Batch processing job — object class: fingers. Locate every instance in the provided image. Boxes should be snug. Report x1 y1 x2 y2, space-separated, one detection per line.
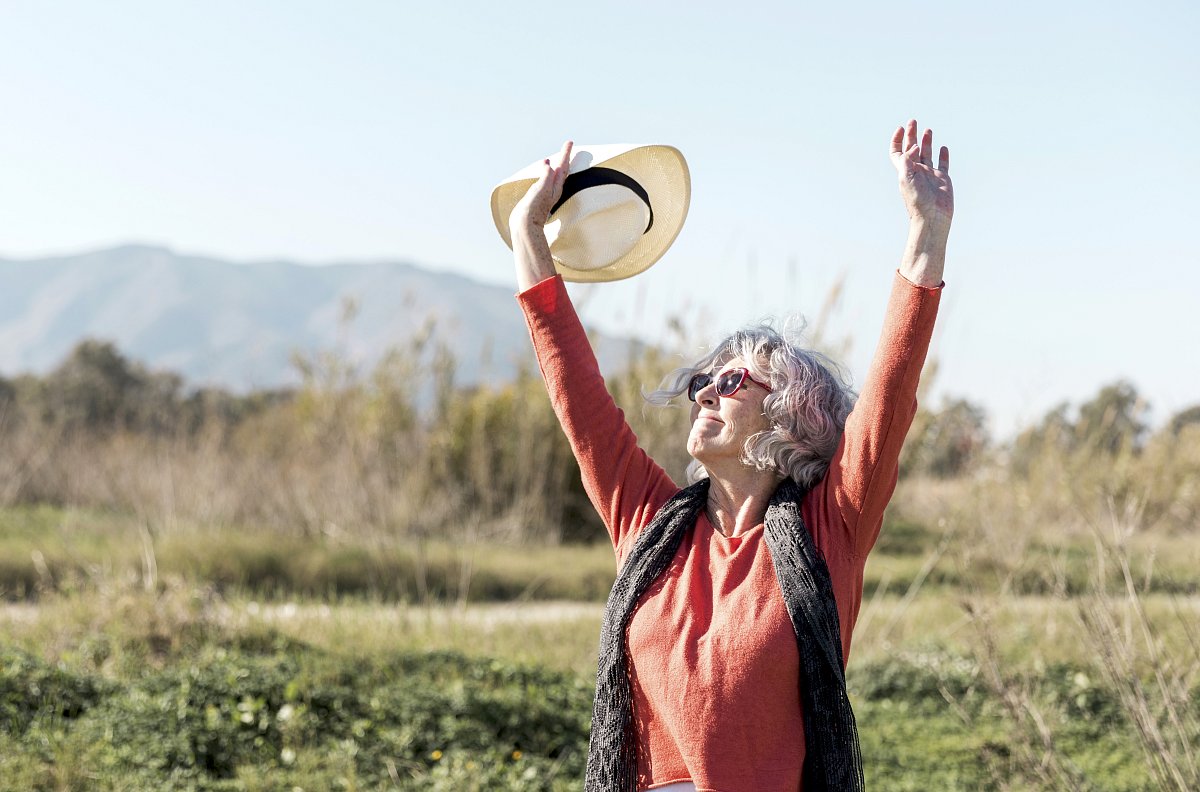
895 120 947 173
904 119 918 155
534 140 574 189
555 140 573 185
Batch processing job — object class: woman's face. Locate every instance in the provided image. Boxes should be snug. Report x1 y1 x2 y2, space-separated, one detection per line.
686 357 773 467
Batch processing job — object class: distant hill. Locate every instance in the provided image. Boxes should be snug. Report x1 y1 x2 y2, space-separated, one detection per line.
0 245 641 391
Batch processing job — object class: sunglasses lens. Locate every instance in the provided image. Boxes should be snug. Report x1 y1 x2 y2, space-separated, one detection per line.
716 369 746 397
687 373 712 401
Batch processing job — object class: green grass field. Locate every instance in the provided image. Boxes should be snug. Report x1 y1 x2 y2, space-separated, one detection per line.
2 588 1190 791
2 498 1197 791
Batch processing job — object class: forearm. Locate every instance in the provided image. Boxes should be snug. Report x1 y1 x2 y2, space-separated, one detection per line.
835 272 942 554
898 219 949 287
512 218 558 292
518 277 677 551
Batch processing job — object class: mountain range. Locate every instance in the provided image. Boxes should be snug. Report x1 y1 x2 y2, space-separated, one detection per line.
0 245 640 391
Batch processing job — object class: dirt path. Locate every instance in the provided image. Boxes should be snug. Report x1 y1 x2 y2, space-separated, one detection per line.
228 599 604 628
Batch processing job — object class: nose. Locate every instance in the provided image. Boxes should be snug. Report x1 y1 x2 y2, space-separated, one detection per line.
696 381 719 408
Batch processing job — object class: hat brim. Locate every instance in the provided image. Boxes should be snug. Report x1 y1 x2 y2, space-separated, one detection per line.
490 144 690 283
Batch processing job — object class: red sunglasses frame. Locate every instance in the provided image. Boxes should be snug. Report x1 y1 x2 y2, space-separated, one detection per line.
686 367 773 402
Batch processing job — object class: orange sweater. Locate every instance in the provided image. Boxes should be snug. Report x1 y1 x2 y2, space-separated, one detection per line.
518 272 941 792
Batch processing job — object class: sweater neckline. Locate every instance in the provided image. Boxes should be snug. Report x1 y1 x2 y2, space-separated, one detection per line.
699 511 764 545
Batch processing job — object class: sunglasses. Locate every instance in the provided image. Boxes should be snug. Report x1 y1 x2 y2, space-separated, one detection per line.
686 367 773 402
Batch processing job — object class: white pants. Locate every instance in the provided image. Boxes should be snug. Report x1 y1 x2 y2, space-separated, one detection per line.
651 784 698 792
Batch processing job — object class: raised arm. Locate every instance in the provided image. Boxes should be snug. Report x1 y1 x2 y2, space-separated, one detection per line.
509 141 678 556
833 120 953 556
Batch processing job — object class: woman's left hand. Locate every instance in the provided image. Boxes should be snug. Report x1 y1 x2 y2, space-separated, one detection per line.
890 120 953 233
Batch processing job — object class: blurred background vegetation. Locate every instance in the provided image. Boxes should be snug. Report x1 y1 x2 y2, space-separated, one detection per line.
1 329 1198 790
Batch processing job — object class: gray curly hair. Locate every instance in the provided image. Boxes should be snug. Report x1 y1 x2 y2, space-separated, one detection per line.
647 321 857 489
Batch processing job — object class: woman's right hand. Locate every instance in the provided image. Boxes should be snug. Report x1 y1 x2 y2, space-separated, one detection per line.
509 140 573 233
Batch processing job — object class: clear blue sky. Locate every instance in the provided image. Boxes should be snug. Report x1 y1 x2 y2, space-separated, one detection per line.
2 0 1197 436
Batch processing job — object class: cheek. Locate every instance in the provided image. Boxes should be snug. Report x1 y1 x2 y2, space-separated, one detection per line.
734 404 771 438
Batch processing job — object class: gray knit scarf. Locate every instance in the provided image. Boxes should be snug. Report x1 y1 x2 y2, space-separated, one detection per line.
585 477 864 791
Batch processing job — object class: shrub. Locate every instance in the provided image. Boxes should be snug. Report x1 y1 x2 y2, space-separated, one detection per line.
0 647 109 734
50 645 591 790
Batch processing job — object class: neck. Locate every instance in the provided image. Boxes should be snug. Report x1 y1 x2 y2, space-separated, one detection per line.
704 463 784 537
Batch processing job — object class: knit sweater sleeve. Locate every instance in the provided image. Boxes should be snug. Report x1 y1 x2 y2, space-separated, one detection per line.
517 275 679 558
829 271 942 558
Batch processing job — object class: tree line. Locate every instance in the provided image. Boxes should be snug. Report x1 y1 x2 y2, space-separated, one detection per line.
1 338 1196 541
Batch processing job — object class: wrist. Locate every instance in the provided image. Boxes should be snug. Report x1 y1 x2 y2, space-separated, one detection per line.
509 210 547 237
901 221 948 288
511 215 557 292
906 218 950 252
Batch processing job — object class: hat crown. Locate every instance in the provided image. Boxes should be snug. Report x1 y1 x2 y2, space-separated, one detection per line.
490 144 691 283
547 184 651 272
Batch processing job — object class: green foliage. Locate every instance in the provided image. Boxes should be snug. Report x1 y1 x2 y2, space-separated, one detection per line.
1166 403 1200 437
851 651 1159 791
870 516 938 557
6 558 1195 792
0 514 619 604
35 340 194 435
0 647 109 734
601 344 693 484
901 397 989 478
1012 380 1149 471
0 329 610 540
1076 380 1150 455
0 638 591 791
994 384 1200 534
1010 400 1075 473
851 650 981 706
431 372 602 542
2 621 1178 791
0 375 15 410
0 317 693 544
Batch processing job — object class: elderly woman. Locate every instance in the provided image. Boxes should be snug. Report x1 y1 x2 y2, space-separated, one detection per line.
508 120 952 792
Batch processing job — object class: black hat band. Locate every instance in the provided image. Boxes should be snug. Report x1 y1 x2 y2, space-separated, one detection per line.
549 167 655 233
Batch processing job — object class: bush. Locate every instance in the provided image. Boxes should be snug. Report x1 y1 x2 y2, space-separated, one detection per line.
0 647 109 734
7 642 592 790
901 397 989 478
851 649 981 708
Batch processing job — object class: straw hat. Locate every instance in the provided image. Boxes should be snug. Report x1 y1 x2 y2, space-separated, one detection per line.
490 144 690 283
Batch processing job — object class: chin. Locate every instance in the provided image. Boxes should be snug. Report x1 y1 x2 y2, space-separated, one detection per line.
688 443 719 467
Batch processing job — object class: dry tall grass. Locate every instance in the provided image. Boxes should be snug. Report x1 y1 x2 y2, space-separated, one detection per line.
880 422 1200 790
